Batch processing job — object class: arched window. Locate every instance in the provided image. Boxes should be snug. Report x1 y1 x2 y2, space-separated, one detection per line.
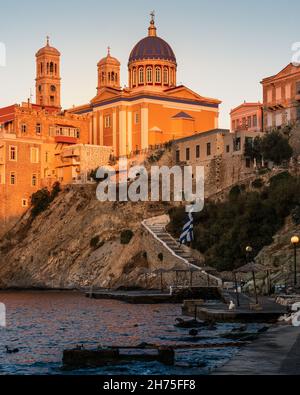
50 85 56 92
163 67 168 84
111 72 115 82
139 67 144 84
115 73 118 83
40 63 43 75
102 72 105 82
155 67 161 83
55 64 57 74
133 68 137 85
46 63 49 74
170 68 174 85
50 62 54 73
146 67 153 83
108 72 111 82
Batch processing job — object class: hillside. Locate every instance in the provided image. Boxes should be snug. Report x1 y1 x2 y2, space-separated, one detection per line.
0 184 169 289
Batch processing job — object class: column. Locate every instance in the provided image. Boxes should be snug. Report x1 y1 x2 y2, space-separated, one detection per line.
119 106 127 157
141 103 149 150
89 115 93 144
127 110 132 154
99 111 104 146
113 109 117 154
93 112 98 145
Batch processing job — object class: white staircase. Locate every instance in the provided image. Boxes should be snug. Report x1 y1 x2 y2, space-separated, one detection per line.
142 215 222 287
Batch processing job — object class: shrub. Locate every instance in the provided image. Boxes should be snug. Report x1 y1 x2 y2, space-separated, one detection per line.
261 131 293 165
168 173 300 272
292 206 300 225
252 178 264 189
90 235 102 249
31 188 51 217
120 229 134 245
229 185 241 200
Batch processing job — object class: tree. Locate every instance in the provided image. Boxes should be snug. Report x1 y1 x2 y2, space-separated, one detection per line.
261 131 293 165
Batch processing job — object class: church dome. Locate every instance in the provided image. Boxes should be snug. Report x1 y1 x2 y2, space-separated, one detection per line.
128 15 176 65
129 36 176 64
36 37 60 57
98 49 120 66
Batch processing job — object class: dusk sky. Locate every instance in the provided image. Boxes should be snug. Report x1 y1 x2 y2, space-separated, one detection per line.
0 0 300 127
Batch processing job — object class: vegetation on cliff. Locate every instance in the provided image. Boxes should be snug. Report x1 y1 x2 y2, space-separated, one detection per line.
244 130 293 165
168 172 300 271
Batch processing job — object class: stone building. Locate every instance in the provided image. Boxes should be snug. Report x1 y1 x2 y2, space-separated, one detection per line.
261 63 300 130
0 39 111 236
230 102 263 133
68 14 221 157
172 129 262 196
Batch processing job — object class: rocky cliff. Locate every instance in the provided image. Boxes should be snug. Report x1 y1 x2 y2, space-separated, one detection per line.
0 184 171 290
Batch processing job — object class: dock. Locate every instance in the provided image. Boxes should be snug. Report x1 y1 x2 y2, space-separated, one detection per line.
213 325 300 375
86 287 220 304
183 292 287 323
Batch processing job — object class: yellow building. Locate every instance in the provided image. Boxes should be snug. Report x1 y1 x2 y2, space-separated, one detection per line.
68 15 221 157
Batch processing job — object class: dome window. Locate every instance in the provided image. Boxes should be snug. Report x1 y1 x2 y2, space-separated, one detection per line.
155 67 161 83
139 67 144 84
163 67 169 84
147 67 153 83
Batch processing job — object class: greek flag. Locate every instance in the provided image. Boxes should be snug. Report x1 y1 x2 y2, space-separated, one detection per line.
179 212 194 245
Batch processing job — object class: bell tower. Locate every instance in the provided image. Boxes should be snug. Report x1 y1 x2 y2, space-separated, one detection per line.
35 36 61 108
97 47 121 94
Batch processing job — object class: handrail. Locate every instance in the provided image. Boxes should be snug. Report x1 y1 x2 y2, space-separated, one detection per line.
142 217 222 287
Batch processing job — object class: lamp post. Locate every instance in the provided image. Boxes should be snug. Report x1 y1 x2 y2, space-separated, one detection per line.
246 246 258 305
291 236 300 287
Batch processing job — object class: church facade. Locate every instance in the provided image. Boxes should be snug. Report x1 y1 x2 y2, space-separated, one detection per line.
68 15 221 156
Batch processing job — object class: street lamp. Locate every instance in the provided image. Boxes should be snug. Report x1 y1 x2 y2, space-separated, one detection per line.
291 236 300 287
245 246 258 305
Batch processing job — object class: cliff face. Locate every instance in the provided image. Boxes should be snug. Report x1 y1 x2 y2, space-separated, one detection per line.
0 184 168 289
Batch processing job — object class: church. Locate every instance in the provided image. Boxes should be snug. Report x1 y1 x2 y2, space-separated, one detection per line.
68 14 221 156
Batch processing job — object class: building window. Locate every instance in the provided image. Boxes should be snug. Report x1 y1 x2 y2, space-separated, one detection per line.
104 115 111 128
22 199 28 208
163 67 168 84
247 116 252 128
30 147 39 163
232 120 236 130
155 67 161 83
207 143 211 156
253 115 258 127
134 112 140 124
50 85 56 92
139 67 144 84
234 137 241 151
242 117 246 128
21 124 27 134
9 146 17 161
133 68 137 85
175 150 180 163
285 83 291 99
36 123 42 135
186 148 190 161
196 145 200 159
50 96 55 103
267 89 273 103
76 128 80 138
32 174 38 187
146 67 152 83
10 172 16 185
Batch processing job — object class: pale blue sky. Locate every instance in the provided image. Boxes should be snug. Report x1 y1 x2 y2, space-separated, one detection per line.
0 0 299 127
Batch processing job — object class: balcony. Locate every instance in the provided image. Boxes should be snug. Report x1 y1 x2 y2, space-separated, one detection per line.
55 136 77 144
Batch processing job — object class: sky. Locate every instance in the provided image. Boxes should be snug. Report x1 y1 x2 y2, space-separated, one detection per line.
0 0 300 128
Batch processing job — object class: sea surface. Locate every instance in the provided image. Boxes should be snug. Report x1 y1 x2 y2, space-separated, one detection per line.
0 291 260 375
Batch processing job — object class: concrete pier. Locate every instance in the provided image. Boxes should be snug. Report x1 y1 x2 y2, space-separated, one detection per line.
213 325 300 375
